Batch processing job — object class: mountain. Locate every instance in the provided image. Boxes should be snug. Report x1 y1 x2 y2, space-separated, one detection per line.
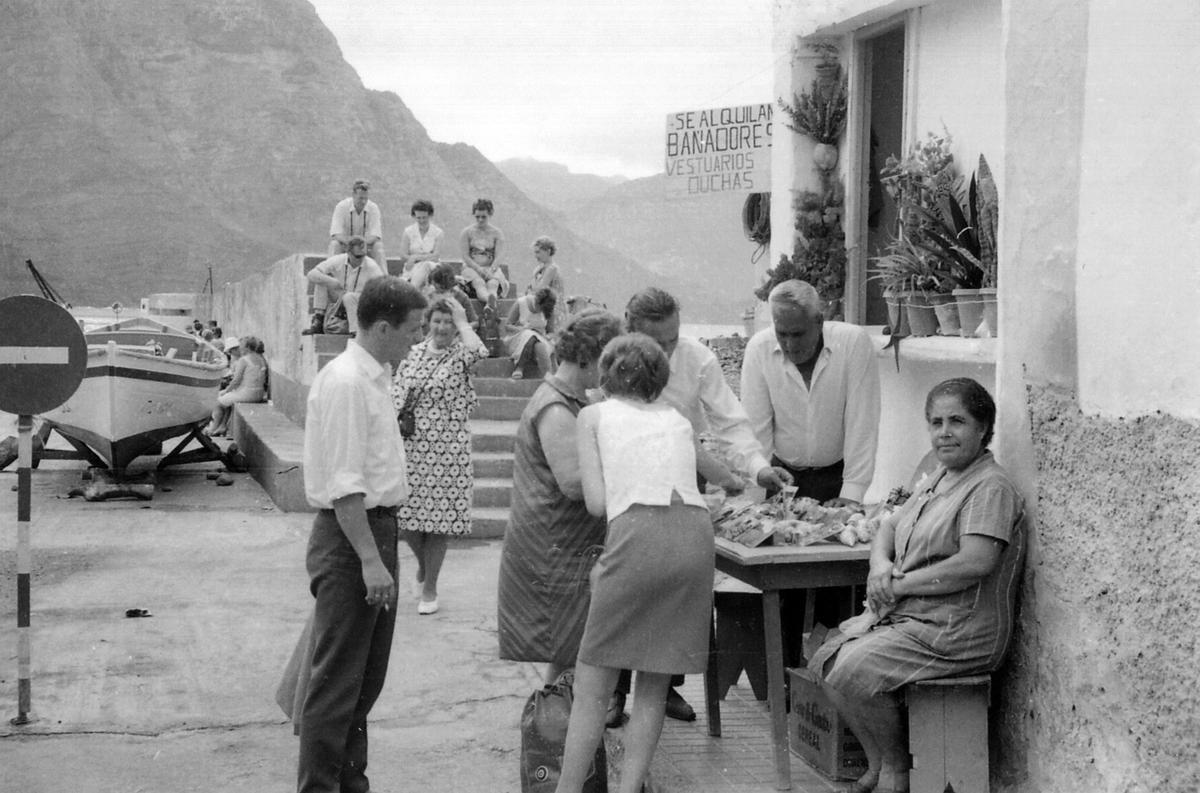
495 158 627 215
0 0 659 313
556 174 766 324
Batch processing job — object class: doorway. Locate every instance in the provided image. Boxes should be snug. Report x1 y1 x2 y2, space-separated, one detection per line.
857 26 906 326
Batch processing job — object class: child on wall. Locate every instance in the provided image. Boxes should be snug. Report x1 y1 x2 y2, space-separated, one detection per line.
527 235 567 331
554 333 744 793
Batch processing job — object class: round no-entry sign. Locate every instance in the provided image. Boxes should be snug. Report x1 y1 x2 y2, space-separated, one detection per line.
0 295 88 415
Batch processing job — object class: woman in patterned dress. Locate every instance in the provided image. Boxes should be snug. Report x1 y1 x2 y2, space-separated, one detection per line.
392 297 489 615
496 309 623 683
809 378 1026 793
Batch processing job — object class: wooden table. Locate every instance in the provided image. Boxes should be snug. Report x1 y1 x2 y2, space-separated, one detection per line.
704 537 871 790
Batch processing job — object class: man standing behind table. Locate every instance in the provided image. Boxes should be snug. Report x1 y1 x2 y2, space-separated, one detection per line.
304 236 386 336
740 279 881 628
329 178 386 268
618 287 794 723
297 276 426 793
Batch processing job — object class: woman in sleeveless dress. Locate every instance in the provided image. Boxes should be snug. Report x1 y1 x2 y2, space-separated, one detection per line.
555 333 744 793
458 197 509 311
496 310 623 683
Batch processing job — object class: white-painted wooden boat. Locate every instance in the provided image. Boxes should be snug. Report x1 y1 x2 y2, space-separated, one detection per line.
40 317 227 470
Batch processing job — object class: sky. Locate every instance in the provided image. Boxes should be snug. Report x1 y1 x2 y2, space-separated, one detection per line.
308 0 776 179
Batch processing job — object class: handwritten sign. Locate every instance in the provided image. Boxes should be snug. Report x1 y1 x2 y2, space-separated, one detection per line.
665 103 772 199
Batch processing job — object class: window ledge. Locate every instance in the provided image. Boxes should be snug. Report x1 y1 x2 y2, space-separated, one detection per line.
867 325 996 365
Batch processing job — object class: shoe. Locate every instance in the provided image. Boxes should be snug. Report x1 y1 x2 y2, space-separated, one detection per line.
417 598 439 615
510 369 524 380
605 691 627 728
300 314 325 335
664 687 696 722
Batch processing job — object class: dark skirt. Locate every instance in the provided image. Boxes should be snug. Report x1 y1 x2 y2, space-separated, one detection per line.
578 502 714 674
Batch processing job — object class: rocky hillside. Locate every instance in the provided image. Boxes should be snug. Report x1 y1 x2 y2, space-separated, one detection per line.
495 158 627 216
560 174 766 323
0 0 657 312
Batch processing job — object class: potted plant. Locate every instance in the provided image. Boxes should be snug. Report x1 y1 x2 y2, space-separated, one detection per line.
756 185 847 318
868 234 946 337
878 132 1001 336
779 73 848 171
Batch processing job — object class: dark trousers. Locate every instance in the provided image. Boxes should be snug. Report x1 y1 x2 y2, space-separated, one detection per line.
298 508 399 793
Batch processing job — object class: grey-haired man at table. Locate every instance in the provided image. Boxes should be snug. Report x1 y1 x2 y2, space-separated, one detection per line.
740 279 880 507
739 278 881 633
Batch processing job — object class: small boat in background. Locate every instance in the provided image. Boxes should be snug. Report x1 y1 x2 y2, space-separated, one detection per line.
40 317 227 471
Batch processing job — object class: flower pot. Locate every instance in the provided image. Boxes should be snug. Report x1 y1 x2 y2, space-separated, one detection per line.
979 288 998 336
952 288 987 338
903 291 939 337
883 291 910 336
928 292 960 336
812 143 839 171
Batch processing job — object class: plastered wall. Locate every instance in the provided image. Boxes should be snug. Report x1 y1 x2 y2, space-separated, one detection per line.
1010 385 1200 793
1074 0 1200 419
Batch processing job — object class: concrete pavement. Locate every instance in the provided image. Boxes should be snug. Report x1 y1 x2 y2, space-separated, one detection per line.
0 453 840 793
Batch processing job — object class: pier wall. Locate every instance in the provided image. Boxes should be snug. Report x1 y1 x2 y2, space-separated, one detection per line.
211 253 313 426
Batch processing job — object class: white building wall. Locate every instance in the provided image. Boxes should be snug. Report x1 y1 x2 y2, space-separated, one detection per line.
1075 0 1200 419
911 0 1005 190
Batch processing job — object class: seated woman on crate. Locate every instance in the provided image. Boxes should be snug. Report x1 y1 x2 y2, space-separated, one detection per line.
807 378 1026 793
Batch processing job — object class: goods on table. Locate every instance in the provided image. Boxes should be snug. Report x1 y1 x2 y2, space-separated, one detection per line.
711 491 890 548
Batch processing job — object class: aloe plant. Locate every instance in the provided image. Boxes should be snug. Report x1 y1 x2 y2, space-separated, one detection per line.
975 154 999 288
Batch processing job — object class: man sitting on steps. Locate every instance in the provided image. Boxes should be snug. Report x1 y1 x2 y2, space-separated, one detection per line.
302 236 385 336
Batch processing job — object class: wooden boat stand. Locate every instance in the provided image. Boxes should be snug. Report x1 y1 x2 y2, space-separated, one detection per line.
30 420 233 474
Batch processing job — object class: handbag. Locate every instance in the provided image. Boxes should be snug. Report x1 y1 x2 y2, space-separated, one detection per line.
397 347 455 439
520 670 607 793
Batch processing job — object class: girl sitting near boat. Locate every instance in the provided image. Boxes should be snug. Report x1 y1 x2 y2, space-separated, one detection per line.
204 336 268 436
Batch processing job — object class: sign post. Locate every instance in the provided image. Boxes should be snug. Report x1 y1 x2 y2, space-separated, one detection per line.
0 295 87 725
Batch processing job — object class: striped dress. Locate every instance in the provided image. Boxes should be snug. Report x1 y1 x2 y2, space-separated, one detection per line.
811 451 1026 702
497 376 607 667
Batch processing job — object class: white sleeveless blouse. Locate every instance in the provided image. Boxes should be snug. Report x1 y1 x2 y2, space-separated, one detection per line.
592 397 707 521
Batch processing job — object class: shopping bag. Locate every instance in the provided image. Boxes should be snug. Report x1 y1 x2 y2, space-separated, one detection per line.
520 670 607 793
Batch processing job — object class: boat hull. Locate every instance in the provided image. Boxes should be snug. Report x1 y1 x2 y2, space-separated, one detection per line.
41 334 226 470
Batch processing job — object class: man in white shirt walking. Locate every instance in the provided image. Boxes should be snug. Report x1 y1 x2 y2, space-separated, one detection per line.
296 276 426 793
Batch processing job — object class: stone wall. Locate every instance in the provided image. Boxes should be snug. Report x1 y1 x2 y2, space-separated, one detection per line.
998 385 1200 793
211 253 313 424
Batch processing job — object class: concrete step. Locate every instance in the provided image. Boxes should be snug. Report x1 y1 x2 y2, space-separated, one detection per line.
470 419 520 453
230 402 311 513
473 376 540 398
471 506 509 539
473 451 514 478
475 395 528 421
473 477 513 508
